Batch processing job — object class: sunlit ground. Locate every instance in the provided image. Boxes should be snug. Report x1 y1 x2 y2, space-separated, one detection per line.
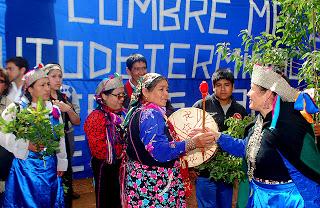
73 178 95 208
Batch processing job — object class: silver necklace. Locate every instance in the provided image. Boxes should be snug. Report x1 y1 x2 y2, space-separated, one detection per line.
246 114 264 181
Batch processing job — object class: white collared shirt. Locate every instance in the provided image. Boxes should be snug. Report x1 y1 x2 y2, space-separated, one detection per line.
129 79 136 90
7 82 23 102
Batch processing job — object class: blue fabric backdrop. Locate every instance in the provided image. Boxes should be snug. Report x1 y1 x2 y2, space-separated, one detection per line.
0 0 287 178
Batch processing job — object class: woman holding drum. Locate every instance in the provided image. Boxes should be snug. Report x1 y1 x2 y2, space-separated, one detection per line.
122 73 215 207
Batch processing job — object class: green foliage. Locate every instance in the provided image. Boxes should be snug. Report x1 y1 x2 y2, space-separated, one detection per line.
0 99 64 156
197 151 245 184
298 50 320 104
196 116 254 184
224 115 255 138
276 0 320 55
216 0 320 121
216 42 243 73
217 31 289 75
275 0 320 110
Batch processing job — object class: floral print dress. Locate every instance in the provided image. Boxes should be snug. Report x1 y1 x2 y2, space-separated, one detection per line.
125 103 187 208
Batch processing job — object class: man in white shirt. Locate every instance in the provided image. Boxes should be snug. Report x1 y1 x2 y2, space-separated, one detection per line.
5 57 29 102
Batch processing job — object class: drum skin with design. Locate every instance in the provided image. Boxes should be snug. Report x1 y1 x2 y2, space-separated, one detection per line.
168 107 218 167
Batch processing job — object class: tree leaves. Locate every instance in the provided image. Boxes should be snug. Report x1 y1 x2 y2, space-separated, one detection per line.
217 0 320 121
0 100 64 156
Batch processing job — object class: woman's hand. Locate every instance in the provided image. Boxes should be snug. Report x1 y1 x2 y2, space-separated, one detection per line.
189 127 221 143
191 131 218 148
189 128 204 138
28 143 44 152
185 129 220 152
57 171 64 177
52 99 81 125
52 100 72 113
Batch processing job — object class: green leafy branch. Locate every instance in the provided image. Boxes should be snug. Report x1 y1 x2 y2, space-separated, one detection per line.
224 115 255 138
0 99 64 156
216 30 289 75
216 0 320 122
276 0 320 115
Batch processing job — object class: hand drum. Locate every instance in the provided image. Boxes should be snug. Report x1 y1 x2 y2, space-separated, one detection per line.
168 107 218 167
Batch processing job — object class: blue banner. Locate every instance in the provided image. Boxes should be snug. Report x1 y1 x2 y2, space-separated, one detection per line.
0 0 285 178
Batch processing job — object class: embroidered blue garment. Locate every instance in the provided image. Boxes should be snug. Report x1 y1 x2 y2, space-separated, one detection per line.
139 105 185 162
